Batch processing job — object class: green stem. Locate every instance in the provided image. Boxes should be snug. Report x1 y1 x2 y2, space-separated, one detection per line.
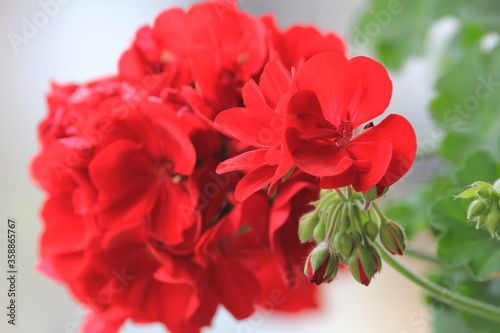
334 188 346 200
347 185 353 199
371 202 388 223
375 242 500 322
325 203 343 242
315 191 339 216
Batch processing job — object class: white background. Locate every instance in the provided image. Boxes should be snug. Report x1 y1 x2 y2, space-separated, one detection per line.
0 0 441 332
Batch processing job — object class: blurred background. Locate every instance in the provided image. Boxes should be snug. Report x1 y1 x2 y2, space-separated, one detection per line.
0 0 443 332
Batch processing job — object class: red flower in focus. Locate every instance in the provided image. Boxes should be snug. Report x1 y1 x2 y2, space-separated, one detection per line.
285 52 417 192
215 61 294 201
214 18 347 202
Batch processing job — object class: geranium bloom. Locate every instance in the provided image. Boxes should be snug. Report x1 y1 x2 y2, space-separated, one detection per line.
262 15 346 70
215 61 293 201
285 52 417 192
88 102 202 252
120 1 269 119
215 22 347 202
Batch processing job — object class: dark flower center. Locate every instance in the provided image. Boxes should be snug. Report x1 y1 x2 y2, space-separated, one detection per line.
156 160 182 183
333 121 353 147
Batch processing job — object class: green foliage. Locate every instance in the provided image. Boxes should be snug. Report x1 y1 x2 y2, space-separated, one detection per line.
384 174 455 238
356 0 500 331
431 197 500 280
427 273 500 333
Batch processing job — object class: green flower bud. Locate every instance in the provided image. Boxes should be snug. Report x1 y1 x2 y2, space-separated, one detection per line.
313 221 326 243
368 246 382 274
476 189 491 199
467 200 487 219
364 220 379 241
333 231 353 259
484 209 500 239
380 221 406 255
324 252 341 284
304 243 339 284
298 212 319 243
493 179 500 192
348 245 376 286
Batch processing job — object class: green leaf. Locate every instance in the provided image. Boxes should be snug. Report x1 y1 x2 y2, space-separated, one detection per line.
429 272 500 333
455 151 500 187
353 0 434 69
433 309 472 333
431 197 500 280
431 45 500 164
385 174 455 239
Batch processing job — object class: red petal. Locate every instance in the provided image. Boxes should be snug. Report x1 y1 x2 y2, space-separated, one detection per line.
234 165 276 202
348 56 392 128
347 140 393 191
89 140 157 227
294 52 353 126
355 114 416 187
294 53 392 128
319 167 356 189
216 149 268 173
203 261 261 320
149 180 200 247
215 80 282 148
153 7 191 54
40 196 95 255
258 60 292 110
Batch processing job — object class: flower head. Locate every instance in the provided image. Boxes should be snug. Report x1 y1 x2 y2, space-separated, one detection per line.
285 52 417 192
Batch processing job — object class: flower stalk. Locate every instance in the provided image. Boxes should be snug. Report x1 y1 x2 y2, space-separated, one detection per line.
375 242 500 323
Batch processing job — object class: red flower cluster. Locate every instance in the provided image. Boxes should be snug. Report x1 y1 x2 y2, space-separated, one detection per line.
215 45 416 200
31 2 358 332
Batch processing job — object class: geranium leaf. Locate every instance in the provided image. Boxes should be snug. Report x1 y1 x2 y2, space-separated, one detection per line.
431 197 500 280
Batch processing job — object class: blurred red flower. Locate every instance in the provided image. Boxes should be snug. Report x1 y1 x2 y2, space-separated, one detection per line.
32 2 331 332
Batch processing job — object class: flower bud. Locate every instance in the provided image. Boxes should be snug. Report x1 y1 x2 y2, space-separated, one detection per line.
313 221 326 243
324 252 340 284
348 245 376 286
484 209 500 239
333 231 353 259
380 221 406 255
467 200 487 219
364 220 379 241
493 179 500 192
476 189 491 199
298 212 319 243
304 242 339 285
368 246 382 274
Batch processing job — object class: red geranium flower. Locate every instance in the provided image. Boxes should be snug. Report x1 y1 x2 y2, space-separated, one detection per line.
214 20 348 202
194 192 271 319
285 52 417 192
215 60 295 201
120 1 269 119
264 172 320 311
262 15 346 70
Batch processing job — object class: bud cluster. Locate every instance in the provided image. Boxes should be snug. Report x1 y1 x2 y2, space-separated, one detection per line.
300 187 406 286
458 180 500 240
